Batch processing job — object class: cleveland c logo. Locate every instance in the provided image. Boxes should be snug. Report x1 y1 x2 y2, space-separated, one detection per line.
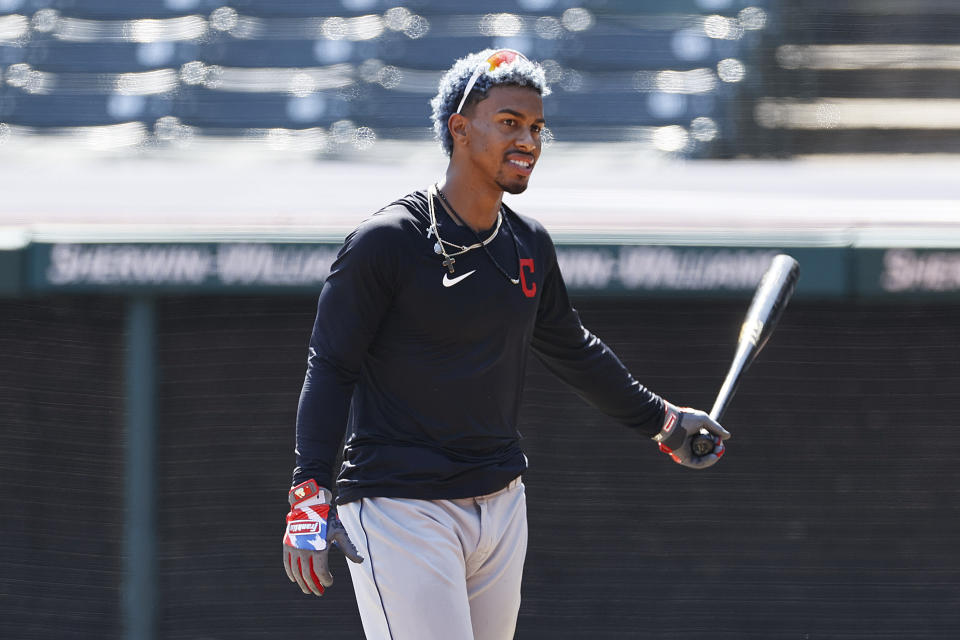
519 259 536 298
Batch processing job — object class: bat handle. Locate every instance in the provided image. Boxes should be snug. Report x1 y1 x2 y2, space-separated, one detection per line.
690 430 717 457
690 390 731 457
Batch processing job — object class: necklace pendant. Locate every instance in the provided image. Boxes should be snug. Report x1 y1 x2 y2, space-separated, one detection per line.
434 242 442 255
427 227 434 239
442 256 456 274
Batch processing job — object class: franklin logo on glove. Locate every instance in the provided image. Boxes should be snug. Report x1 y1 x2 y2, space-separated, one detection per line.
288 521 321 535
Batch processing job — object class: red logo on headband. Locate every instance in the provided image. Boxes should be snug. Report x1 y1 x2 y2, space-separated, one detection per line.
457 49 529 114
487 50 521 70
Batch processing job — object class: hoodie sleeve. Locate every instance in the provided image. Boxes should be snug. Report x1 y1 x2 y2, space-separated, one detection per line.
291 215 402 488
530 230 665 437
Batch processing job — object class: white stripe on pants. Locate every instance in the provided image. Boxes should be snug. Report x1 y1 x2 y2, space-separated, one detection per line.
338 478 527 640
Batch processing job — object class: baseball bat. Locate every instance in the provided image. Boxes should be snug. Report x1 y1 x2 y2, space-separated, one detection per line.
690 254 800 457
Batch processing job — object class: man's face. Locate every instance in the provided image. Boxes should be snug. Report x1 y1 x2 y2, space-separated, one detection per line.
457 85 545 195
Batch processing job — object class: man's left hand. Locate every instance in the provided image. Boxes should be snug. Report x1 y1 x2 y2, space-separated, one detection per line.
653 401 731 469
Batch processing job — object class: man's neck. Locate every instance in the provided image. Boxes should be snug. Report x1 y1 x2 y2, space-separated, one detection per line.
437 168 502 233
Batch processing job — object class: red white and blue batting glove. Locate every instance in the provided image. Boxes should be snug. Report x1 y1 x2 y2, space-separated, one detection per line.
282 480 363 596
653 401 731 469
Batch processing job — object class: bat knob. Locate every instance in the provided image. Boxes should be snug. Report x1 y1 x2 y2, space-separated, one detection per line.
690 430 716 457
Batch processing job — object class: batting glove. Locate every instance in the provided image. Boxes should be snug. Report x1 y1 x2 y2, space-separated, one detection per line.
282 480 363 596
653 401 731 469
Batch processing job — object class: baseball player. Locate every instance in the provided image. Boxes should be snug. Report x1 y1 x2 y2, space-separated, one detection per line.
282 49 731 640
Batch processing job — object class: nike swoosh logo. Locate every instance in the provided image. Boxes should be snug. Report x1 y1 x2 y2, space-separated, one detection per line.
442 270 477 288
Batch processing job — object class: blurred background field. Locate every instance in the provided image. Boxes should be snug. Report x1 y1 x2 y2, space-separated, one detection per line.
1 0 958 156
2 1 960 639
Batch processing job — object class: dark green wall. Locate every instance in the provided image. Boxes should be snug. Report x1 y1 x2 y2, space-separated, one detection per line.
2 295 959 639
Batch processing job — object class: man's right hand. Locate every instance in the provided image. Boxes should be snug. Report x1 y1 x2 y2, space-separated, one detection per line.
282 480 364 596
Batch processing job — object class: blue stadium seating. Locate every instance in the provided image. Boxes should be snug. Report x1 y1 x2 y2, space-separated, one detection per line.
581 0 768 16
403 0 565 17
221 0 564 19
1 43 26 67
49 0 217 20
378 34 501 70
174 85 352 129
224 0 387 18
555 21 742 72
0 80 10 122
3 89 173 126
354 85 431 129
200 37 377 68
546 89 718 127
0 11 29 66
26 37 199 72
1 0 767 155
1 0 55 13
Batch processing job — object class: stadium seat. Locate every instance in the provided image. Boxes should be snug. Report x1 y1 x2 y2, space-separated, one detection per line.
0 80 10 124
49 0 217 20
378 33 499 70
378 33 561 70
403 0 565 17
174 84 353 129
558 28 731 72
353 84 431 129
200 37 377 68
546 88 718 127
26 37 199 73
222 0 562 19
225 0 389 18
581 0 769 16
0 12 29 66
2 88 173 126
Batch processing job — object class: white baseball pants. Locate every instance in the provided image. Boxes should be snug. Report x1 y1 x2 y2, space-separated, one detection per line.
338 478 527 640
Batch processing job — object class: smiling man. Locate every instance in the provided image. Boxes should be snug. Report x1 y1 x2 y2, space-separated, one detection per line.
281 49 730 640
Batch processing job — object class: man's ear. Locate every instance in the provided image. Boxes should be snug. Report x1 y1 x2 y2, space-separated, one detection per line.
448 112 469 148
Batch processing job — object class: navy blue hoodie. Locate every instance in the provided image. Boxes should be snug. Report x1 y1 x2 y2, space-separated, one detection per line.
293 190 664 504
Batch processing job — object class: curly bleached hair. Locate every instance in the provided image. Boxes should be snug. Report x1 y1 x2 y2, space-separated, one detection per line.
430 49 550 156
